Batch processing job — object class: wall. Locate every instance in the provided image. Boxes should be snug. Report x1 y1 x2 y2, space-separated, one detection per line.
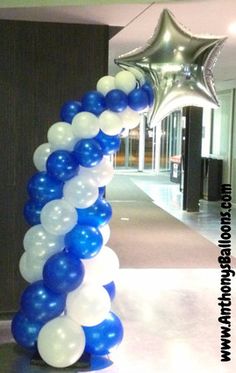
210 86 236 203
0 19 109 314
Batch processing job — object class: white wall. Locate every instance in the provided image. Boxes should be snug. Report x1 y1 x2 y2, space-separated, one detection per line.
211 87 236 203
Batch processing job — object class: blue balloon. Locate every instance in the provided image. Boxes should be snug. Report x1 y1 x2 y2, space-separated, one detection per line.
95 130 121 155
60 100 82 123
105 89 128 112
73 139 103 168
11 310 43 351
103 281 116 301
46 150 79 182
23 199 44 226
77 198 112 228
142 82 154 106
21 280 66 323
99 186 106 198
65 224 103 259
43 251 84 294
27 172 63 204
81 91 106 116
83 312 124 355
128 88 149 111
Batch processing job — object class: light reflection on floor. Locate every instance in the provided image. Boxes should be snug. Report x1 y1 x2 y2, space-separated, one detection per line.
111 269 236 373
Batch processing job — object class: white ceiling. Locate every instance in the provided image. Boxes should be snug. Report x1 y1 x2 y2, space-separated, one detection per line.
0 0 236 83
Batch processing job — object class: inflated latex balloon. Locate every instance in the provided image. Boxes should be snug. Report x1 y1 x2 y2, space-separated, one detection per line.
98 186 106 198
66 283 111 327
40 199 77 235
114 71 137 94
128 88 149 111
27 172 63 204
79 157 114 187
119 107 140 130
73 139 103 168
43 251 84 294
33 143 52 172
98 224 110 246
105 89 128 113
96 75 116 96
77 197 112 228
46 150 79 182
38 316 85 368
95 130 121 155
72 111 100 139
23 199 44 226
11 311 43 351
23 224 64 261
82 246 119 285
60 100 82 123
63 174 99 209
103 281 116 301
65 224 103 259
115 9 227 127
19 252 45 283
83 312 123 355
98 110 123 136
47 122 76 151
81 91 106 116
20 280 66 323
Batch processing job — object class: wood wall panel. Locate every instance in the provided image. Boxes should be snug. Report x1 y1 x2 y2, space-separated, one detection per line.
0 20 109 313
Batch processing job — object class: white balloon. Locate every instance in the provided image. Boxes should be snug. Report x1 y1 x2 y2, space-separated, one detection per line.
33 143 52 171
82 246 119 285
99 110 123 136
47 122 76 151
19 252 45 283
115 71 137 94
23 225 64 261
99 224 110 246
41 199 77 235
38 316 85 368
66 283 111 327
63 174 98 209
119 107 140 130
79 157 114 187
71 112 99 139
96 75 115 96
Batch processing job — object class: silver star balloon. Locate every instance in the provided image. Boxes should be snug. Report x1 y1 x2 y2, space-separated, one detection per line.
115 9 227 128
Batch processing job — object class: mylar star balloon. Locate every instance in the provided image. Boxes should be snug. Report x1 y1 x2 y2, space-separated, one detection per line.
115 9 227 127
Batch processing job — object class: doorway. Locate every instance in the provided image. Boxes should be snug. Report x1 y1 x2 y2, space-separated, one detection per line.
114 110 182 173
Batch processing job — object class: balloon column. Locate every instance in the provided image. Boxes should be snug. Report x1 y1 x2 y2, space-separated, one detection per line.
12 8 225 369
12 71 153 368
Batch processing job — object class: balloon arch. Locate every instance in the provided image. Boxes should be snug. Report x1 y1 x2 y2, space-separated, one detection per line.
11 9 225 369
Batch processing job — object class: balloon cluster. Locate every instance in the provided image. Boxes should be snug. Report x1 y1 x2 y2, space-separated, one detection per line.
12 71 153 368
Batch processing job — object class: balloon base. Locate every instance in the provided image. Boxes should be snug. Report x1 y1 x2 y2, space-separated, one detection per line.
31 351 91 370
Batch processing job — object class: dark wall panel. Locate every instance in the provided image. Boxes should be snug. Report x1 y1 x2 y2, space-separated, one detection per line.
0 20 109 313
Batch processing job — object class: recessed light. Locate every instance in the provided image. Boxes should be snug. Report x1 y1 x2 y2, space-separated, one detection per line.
228 22 236 34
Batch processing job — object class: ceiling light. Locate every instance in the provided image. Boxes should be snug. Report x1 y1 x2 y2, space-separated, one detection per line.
228 22 236 34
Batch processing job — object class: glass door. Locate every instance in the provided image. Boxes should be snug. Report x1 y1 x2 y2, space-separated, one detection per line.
114 110 182 172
